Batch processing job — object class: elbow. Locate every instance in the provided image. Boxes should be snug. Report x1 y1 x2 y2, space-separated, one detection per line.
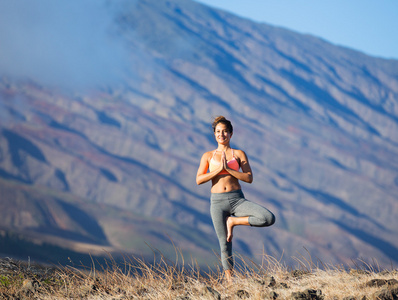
243 178 253 184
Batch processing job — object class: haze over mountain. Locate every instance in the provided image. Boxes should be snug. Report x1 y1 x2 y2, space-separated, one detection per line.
1 0 398 268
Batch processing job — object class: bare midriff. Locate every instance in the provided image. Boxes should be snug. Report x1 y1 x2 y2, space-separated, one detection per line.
211 174 241 193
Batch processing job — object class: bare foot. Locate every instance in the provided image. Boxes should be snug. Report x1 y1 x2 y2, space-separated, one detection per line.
226 216 234 242
224 269 233 283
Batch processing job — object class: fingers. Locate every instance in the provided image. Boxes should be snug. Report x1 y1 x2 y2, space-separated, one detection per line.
222 151 227 169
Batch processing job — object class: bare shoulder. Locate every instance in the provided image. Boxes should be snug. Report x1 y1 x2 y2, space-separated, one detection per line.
201 150 215 161
234 149 248 158
233 149 249 163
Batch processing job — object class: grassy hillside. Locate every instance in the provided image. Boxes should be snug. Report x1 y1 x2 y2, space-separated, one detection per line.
0 253 397 299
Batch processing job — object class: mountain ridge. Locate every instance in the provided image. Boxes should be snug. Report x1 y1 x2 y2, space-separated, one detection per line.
0 0 397 268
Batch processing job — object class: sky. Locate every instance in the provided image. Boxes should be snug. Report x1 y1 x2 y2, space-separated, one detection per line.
0 0 127 90
0 0 396 92
195 0 398 60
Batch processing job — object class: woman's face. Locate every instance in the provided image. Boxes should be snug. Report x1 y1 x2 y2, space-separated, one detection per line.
214 123 232 145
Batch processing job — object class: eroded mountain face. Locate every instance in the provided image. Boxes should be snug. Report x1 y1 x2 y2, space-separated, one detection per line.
1 0 398 267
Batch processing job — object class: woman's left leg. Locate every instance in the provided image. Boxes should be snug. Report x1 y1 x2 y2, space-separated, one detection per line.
227 199 275 241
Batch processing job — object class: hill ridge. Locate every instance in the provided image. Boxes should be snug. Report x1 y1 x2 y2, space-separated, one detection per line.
0 0 397 268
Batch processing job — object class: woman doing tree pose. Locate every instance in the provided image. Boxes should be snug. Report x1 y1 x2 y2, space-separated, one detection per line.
196 116 275 281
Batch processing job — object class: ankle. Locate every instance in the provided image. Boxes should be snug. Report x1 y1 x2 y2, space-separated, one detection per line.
225 270 233 282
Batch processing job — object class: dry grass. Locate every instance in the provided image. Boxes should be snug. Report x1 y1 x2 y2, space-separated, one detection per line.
0 249 397 299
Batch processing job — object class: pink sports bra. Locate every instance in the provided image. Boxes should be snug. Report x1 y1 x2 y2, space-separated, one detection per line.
209 149 240 175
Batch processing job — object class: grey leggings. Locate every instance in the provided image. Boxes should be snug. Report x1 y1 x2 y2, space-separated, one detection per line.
210 189 275 270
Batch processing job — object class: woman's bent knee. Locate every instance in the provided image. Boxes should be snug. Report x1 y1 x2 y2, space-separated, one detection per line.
268 213 276 226
263 210 276 226
249 212 275 227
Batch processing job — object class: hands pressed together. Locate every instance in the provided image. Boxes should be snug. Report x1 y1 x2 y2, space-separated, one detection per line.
220 151 229 173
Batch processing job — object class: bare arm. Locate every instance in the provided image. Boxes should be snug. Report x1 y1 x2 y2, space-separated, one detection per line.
196 152 223 185
223 150 253 183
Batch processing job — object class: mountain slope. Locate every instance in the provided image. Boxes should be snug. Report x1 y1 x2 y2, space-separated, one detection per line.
0 0 397 268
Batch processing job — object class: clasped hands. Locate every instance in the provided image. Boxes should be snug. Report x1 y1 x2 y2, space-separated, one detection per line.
218 151 230 173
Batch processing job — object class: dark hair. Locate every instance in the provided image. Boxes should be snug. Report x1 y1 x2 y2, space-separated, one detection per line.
212 116 233 133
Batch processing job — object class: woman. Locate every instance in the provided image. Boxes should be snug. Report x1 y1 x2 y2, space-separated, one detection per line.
196 116 275 281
